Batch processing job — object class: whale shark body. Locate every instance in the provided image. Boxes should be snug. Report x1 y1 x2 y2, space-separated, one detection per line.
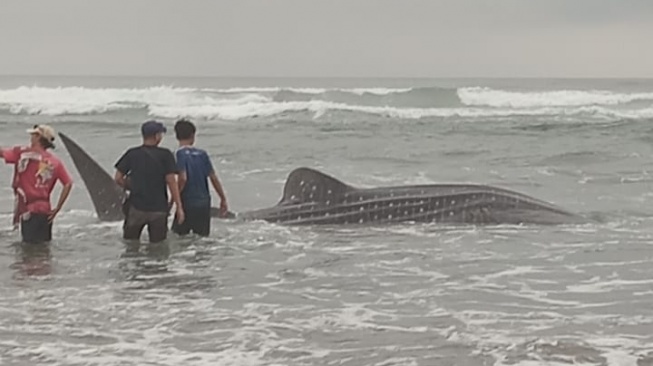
239 168 586 225
58 132 586 226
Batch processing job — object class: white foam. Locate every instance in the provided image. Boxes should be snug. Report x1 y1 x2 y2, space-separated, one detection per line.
566 278 653 293
1 85 652 121
346 87 413 95
149 101 653 121
459 87 653 108
212 87 412 95
0 85 412 116
0 86 270 116
493 359 598 366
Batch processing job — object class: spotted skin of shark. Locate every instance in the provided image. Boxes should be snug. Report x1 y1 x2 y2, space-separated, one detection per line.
240 167 587 225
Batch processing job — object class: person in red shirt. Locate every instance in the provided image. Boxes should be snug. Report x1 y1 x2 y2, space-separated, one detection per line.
1 125 73 244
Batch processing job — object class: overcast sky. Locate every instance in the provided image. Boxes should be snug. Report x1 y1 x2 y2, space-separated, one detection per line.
0 0 651 78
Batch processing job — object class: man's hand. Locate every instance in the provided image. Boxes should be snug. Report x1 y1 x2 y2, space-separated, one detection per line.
209 173 229 217
49 183 72 223
48 207 61 223
219 200 229 218
165 172 184 224
114 170 126 188
176 206 185 224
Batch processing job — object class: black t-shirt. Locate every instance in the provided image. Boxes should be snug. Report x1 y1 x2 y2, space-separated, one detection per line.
114 145 177 212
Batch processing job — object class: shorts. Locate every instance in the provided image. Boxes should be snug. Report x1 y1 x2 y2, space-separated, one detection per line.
21 213 52 244
171 205 211 237
123 204 169 243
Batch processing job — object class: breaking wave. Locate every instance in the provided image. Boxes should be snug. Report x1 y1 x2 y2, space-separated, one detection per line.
0 85 652 121
459 87 653 108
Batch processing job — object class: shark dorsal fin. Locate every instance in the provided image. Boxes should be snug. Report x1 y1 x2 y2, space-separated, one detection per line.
58 132 127 221
280 167 353 205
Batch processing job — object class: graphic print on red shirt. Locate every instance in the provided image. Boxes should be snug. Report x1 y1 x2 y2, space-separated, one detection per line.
2 146 72 219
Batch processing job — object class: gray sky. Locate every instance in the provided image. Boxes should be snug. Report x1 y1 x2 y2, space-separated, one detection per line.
1 0 651 78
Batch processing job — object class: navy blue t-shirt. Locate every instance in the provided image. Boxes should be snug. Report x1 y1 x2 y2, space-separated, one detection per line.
176 146 214 208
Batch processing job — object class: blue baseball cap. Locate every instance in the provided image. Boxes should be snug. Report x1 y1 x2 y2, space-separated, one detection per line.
141 120 167 137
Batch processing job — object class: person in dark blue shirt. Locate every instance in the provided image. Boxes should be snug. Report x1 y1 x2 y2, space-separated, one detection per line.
170 119 228 237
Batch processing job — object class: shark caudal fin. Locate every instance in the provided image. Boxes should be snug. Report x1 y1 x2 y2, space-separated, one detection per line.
58 132 127 222
279 167 353 205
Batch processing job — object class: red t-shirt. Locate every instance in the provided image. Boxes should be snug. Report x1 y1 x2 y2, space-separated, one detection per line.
2 146 73 214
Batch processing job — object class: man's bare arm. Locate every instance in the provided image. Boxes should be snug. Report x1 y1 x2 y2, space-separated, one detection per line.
169 171 187 208
166 173 185 223
209 172 227 202
114 170 127 188
48 182 73 222
0 147 11 162
177 171 187 194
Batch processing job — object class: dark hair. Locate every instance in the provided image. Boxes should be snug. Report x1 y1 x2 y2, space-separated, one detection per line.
39 136 55 150
174 119 196 140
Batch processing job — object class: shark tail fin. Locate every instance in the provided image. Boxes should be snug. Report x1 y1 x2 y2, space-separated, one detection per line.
58 132 127 221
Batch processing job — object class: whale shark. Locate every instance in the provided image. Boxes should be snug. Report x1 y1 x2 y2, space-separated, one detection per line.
58 132 587 226
238 167 587 225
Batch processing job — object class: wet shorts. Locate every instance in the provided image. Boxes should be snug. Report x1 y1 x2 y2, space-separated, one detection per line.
21 213 52 244
123 205 168 243
171 205 211 237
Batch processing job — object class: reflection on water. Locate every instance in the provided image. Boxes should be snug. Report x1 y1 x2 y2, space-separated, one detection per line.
120 241 172 260
116 239 218 292
118 241 172 282
9 242 52 278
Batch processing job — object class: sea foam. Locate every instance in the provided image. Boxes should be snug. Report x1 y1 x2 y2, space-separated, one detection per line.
0 85 651 121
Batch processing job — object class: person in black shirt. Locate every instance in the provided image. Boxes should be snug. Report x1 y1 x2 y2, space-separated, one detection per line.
114 120 185 243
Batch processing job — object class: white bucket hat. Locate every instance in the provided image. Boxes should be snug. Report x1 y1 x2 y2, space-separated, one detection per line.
26 124 56 142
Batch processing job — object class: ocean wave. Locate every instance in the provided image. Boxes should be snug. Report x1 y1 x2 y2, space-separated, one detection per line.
150 102 653 121
0 85 652 121
265 86 461 108
459 87 653 108
0 86 270 116
208 87 413 95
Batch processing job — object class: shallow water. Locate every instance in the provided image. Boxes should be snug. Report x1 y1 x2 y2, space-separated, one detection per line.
0 77 652 365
